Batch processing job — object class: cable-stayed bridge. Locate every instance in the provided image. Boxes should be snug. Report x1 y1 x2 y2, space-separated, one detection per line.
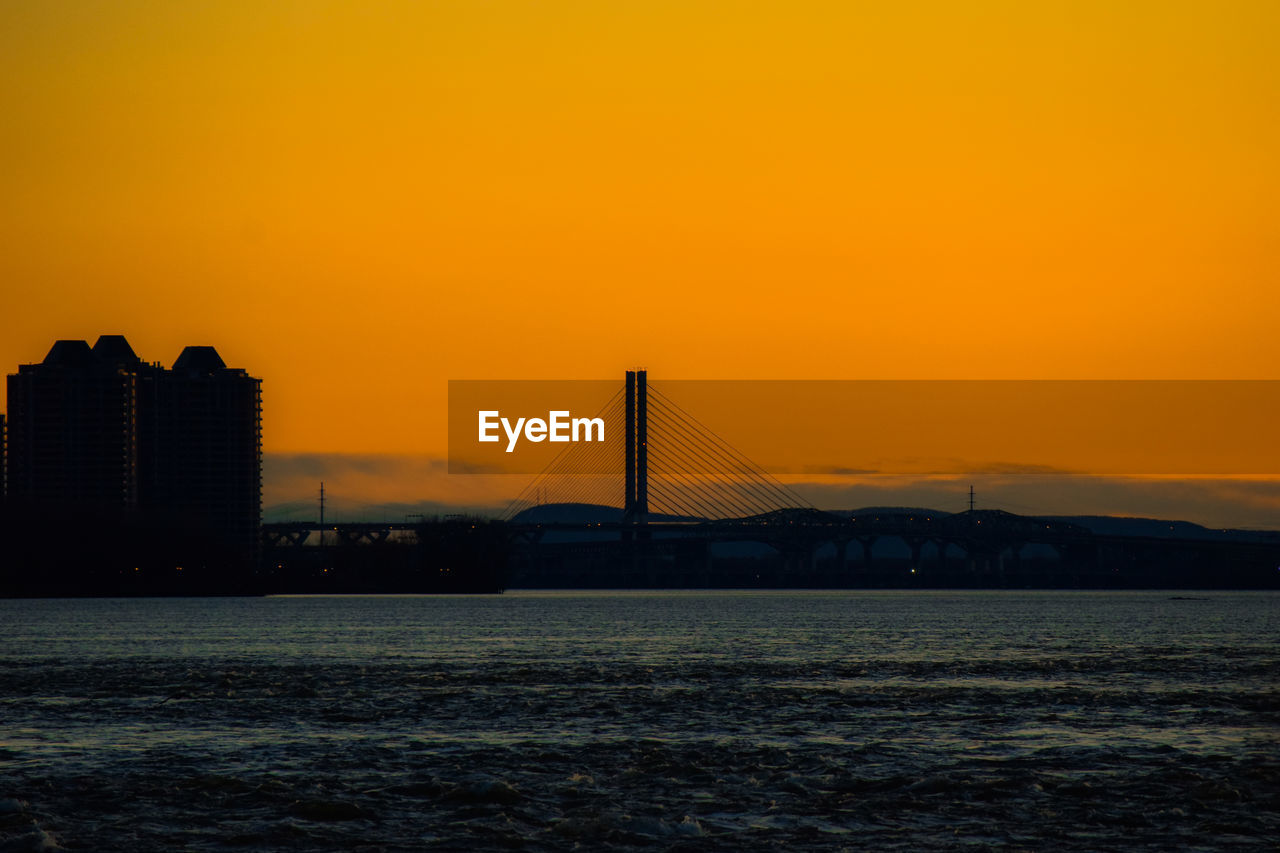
502 370 808 522
261 371 1280 589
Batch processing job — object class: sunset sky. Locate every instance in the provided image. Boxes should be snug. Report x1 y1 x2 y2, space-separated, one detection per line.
2 2 1277 523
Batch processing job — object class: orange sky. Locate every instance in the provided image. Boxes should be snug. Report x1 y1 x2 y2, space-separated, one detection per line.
2 2 1277 519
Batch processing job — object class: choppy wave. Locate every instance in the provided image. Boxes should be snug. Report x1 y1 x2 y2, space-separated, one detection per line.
0 591 1276 850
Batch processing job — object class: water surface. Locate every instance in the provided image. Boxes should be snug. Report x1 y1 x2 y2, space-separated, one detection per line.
0 591 1276 850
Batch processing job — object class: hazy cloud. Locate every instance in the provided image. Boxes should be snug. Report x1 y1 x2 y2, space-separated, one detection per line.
264 453 510 521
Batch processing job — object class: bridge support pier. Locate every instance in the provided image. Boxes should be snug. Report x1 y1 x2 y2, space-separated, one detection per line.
905 536 926 573
1005 542 1023 582
857 536 877 572
833 538 851 573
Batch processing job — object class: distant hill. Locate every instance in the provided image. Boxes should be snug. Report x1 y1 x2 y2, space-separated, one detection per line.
509 503 703 524
830 507 955 518
510 503 623 524
508 504 1279 544
1047 515 1280 543
265 499 1279 545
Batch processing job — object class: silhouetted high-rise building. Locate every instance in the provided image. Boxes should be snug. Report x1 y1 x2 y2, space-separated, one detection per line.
5 335 261 562
6 339 140 508
140 344 262 560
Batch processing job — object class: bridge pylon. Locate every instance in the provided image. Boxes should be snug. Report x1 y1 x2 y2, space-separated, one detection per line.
623 369 648 525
